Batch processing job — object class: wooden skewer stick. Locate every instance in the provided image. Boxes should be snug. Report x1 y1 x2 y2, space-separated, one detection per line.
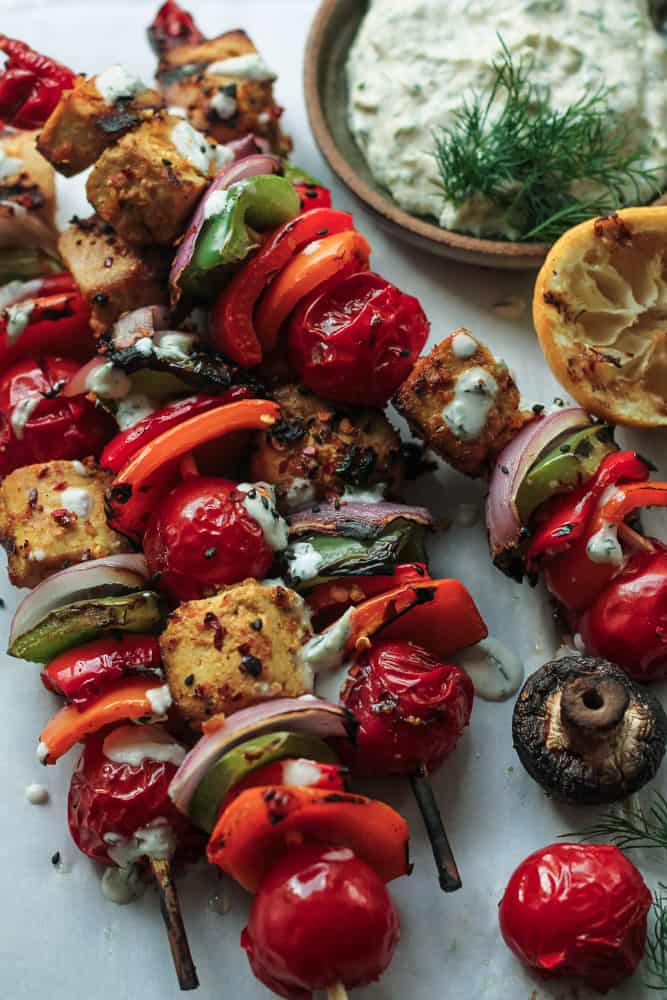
410 764 462 893
327 983 349 1000
150 857 199 991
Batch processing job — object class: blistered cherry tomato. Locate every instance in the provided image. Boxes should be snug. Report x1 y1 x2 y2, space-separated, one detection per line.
342 640 473 775
579 542 667 681
0 357 115 477
499 842 651 993
41 634 162 706
242 843 400 1000
67 725 191 864
144 477 275 602
288 271 429 406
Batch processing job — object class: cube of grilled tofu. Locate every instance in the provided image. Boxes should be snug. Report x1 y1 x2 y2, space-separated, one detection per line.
157 30 290 154
160 579 313 729
37 74 161 177
0 129 56 226
86 113 216 245
0 460 132 588
58 216 169 334
394 328 531 479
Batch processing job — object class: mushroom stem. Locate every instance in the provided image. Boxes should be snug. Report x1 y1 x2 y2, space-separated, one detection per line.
410 764 462 893
327 983 349 1000
560 675 629 754
150 857 199 991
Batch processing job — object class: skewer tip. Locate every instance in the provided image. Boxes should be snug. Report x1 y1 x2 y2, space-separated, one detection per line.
150 857 199 991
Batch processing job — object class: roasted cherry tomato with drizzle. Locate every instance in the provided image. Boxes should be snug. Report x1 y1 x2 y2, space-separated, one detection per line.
342 640 474 775
0 357 115 478
144 478 280 602
242 843 400 1000
41 634 162 707
289 271 429 407
499 842 651 993
68 725 192 865
580 541 667 681
0 35 76 128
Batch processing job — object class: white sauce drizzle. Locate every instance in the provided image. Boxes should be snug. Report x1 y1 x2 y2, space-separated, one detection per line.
96 65 146 105
133 336 153 356
170 120 218 175
105 821 176 868
341 483 388 503
146 684 172 717
207 54 277 82
455 637 524 702
36 741 49 764
71 460 89 476
59 487 92 519
115 393 157 431
101 864 145 905
443 367 497 441
5 301 34 343
10 394 39 440
86 362 131 400
202 189 231 221
286 541 324 584
586 485 625 566
237 482 289 552
0 149 22 179
210 87 238 120
300 607 353 674
102 724 185 767
282 759 324 787
0 278 42 312
452 332 477 359
25 783 49 805
284 477 316 512
166 104 188 119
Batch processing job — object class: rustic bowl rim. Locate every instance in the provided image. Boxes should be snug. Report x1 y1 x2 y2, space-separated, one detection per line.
303 0 552 268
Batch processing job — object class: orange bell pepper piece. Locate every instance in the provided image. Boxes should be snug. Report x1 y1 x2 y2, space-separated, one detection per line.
207 785 410 892
38 677 169 765
380 579 488 658
254 229 371 353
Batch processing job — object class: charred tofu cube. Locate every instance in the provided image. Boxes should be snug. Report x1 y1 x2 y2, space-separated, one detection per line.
160 579 313 729
394 328 530 478
37 69 161 177
0 129 56 226
58 216 169 334
157 30 290 154
0 460 132 588
86 113 218 245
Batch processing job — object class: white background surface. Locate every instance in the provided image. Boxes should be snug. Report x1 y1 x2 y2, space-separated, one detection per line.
0 2 666 999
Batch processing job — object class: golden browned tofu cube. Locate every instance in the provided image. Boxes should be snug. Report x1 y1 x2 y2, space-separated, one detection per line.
160 579 312 729
0 460 132 588
37 70 161 177
0 129 56 226
86 113 218 245
58 216 169 334
394 328 530 478
157 30 290 154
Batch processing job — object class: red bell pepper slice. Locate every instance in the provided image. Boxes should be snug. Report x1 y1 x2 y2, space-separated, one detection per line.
147 0 205 56
100 386 252 473
0 288 94 371
307 563 430 629
293 183 333 212
211 208 354 366
41 634 162 707
380 579 488 658
526 451 651 568
0 36 76 128
38 677 169 765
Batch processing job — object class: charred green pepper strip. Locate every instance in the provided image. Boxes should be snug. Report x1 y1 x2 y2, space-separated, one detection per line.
189 731 339 832
284 520 428 591
516 424 617 525
181 175 301 299
9 591 165 663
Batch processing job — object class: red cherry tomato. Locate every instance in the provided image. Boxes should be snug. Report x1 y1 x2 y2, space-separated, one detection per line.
147 0 205 56
288 271 429 407
143 477 275 602
579 541 667 681
0 36 76 129
499 842 651 993
241 843 400 1000
218 759 347 816
342 640 474 775
41 634 162 706
67 725 191 865
0 357 115 477
292 182 332 212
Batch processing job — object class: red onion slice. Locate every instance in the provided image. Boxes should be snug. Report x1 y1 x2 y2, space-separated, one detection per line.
0 201 58 252
169 696 353 814
9 554 149 647
169 153 281 305
289 501 433 537
108 304 171 351
486 408 591 561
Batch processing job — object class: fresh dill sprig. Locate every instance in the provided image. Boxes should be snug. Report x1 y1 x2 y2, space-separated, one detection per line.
432 39 664 242
565 792 667 852
645 883 667 992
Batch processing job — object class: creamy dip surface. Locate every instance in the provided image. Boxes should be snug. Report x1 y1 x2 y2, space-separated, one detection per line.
346 0 667 237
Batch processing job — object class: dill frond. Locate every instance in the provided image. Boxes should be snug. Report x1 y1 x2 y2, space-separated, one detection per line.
565 792 667 853
645 883 667 992
433 39 665 242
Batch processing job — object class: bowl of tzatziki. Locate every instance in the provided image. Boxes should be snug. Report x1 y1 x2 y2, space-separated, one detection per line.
304 0 667 269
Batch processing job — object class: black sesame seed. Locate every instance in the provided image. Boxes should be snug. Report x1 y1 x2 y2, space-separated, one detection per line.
250 618 263 631
184 673 195 687
51 851 60 866
240 654 263 678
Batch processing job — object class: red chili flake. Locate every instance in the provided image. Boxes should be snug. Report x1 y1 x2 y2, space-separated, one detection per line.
51 508 77 528
204 611 225 650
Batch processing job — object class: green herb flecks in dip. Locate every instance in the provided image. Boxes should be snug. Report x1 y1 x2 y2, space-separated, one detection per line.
346 0 667 241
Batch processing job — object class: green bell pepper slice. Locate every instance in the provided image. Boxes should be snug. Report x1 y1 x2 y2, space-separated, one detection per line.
181 175 301 299
189 730 339 832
